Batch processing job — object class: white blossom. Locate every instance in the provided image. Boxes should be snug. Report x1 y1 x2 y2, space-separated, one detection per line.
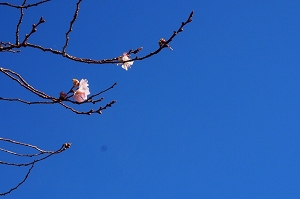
117 53 134 71
73 79 90 102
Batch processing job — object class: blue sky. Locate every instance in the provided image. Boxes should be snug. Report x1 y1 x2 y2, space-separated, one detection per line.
1 0 300 198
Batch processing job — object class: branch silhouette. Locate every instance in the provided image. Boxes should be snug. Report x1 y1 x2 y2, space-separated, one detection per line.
0 164 35 196
0 0 194 65
0 67 117 115
0 0 193 195
0 138 71 196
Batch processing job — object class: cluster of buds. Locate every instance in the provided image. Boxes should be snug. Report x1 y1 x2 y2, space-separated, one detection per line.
64 143 72 149
158 38 173 50
59 91 67 100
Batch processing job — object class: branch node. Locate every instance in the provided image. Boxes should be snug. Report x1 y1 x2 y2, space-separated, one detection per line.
64 143 72 149
39 17 46 23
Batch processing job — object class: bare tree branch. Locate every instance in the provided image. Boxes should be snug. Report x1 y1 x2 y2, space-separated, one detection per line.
0 143 71 167
0 0 194 65
0 0 193 195
22 17 46 45
0 137 71 195
0 147 46 157
0 67 53 99
62 0 82 54
0 97 55 104
0 164 35 196
0 0 50 9
0 137 55 154
15 0 26 44
0 67 117 115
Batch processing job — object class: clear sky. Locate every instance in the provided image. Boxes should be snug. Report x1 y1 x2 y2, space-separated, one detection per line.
1 0 300 198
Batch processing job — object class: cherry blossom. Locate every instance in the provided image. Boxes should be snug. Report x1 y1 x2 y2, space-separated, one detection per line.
73 79 90 102
117 53 134 71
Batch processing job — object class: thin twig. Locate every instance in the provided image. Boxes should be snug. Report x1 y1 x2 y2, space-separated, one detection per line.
88 82 117 101
0 67 52 99
1 10 194 65
22 17 46 44
130 10 194 61
0 68 117 115
0 97 54 104
0 143 71 166
59 100 116 115
0 163 35 196
0 137 53 153
15 0 27 44
0 147 45 157
62 0 82 54
0 138 71 195
0 0 50 9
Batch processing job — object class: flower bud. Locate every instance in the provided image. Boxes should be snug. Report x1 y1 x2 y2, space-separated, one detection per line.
59 91 67 100
72 79 79 87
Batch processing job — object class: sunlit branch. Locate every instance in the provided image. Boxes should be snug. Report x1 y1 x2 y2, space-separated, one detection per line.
0 137 54 153
0 147 46 157
0 67 53 99
0 142 71 166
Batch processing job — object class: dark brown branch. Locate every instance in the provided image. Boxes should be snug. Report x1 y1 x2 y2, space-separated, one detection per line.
0 2 193 196
0 137 71 195
0 0 50 9
0 10 194 65
26 42 119 64
0 164 35 196
21 17 46 45
88 82 117 101
15 0 26 44
130 10 194 61
59 100 116 115
0 97 54 104
62 0 82 54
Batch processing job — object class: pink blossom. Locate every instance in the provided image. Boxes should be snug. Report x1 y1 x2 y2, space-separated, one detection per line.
73 79 90 102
